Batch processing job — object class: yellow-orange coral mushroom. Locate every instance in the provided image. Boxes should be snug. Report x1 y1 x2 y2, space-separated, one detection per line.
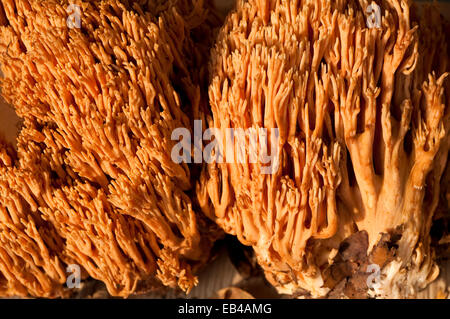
198 0 450 298
0 0 221 297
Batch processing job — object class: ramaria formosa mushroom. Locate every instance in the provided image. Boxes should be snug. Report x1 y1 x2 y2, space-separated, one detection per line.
0 0 221 297
198 0 450 298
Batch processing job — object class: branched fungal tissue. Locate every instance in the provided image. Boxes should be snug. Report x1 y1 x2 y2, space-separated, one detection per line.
0 0 448 299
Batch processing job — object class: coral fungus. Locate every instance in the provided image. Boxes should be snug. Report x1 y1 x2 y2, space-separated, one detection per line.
0 0 221 297
198 0 450 298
